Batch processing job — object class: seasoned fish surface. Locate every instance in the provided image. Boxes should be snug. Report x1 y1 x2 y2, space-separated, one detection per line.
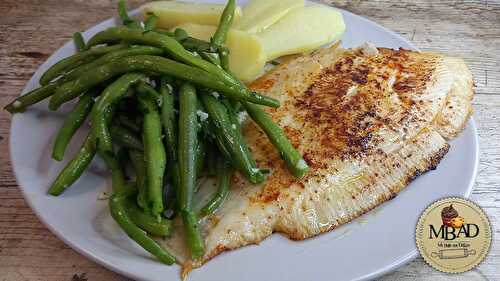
158 45 474 270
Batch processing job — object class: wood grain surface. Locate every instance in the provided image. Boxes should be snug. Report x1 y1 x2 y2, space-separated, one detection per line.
0 0 499 280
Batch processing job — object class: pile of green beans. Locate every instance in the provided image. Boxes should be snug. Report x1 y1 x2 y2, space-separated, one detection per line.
3 0 309 265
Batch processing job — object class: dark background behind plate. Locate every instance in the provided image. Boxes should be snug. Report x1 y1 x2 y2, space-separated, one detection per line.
0 0 498 280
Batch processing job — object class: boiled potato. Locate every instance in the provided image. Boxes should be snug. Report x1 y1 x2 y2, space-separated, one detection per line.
141 1 242 28
257 5 345 61
176 23 266 82
235 0 305 34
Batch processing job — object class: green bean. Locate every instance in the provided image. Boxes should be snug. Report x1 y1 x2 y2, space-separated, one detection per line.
157 30 214 53
244 103 309 178
63 45 163 82
73 32 86 52
99 150 129 193
48 104 117 196
181 210 204 259
8 68 115 113
110 125 143 151
200 52 221 66
159 76 177 163
201 94 264 184
219 46 230 71
52 91 96 161
169 163 181 199
49 55 279 110
118 115 141 133
4 83 59 113
195 100 208 178
162 75 181 194
90 73 146 152
209 122 231 160
136 81 162 106
86 27 271 105
178 83 204 259
200 158 231 216
87 27 211 72
6 46 145 113
181 37 215 53
211 0 236 48
40 44 127 86
109 193 176 265
198 103 212 136
195 138 206 177
48 133 96 196
174 28 188 41
87 27 225 76
102 149 174 261
125 197 171 237
143 13 158 32
159 93 180 217
118 0 142 29
178 83 198 210
129 149 148 210
138 93 166 217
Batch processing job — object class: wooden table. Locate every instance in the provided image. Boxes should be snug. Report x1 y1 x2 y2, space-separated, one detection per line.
0 0 498 280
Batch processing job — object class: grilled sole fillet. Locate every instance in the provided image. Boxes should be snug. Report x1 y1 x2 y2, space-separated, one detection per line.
156 44 474 273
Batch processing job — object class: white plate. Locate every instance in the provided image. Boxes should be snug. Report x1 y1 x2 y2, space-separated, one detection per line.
10 1 479 281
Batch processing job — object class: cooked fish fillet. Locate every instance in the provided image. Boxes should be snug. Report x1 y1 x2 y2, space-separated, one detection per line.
433 57 474 140
156 44 474 272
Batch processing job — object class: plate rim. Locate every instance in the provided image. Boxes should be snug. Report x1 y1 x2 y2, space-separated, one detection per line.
9 6 480 281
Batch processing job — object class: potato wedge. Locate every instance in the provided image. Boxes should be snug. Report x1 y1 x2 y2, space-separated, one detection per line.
175 23 266 82
235 0 305 34
141 1 242 29
257 5 345 61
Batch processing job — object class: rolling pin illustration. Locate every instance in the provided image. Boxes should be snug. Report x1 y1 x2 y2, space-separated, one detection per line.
431 249 476 259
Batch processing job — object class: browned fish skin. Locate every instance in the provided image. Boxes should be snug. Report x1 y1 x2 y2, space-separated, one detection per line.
157 44 474 270
247 46 451 205
295 48 438 159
